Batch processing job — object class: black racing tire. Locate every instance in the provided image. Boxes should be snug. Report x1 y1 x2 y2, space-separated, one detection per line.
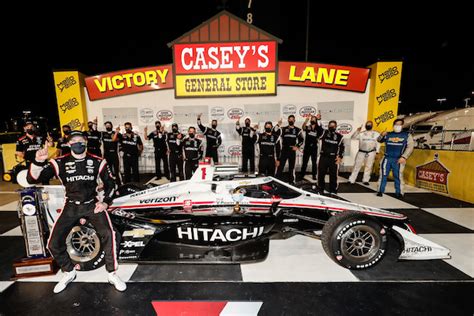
321 211 387 269
64 219 122 271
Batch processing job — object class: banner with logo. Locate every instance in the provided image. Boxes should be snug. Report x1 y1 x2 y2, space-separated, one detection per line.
404 149 474 203
366 61 402 132
53 71 88 131
173 41 277 98
84 65 173 101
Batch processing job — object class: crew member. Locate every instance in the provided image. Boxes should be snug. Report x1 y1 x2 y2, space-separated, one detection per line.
299 114 323 181
102 121 122 185
144 121 169 180
275 115 304 184
166 123 184 182
84 119 102 156
348 121 380 185
183 127 203 180
318 120 344 195
197 113 222 164
16 121 52 184
56 125 71 156
236 117 257 173
256 121 281 176
119 122 143 183
26 131 126 293
377 119 414 197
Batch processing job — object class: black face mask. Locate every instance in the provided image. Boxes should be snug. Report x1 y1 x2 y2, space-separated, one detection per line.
105 127 112 132
189 133 195 138
125 128 132 133
211 124 217 129
71 142 86 155
310 120 317 125
365 124 373 131
172 128 178 133
245 122 250 127
156 125 161 130
63 130 71 135
26 129 34 135
288 121 295 126
88 124 93 130
328 126 336 132
265 127 272 133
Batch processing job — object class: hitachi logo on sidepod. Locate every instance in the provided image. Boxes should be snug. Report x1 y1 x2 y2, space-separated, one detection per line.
177 227 264 242
66 175 95 182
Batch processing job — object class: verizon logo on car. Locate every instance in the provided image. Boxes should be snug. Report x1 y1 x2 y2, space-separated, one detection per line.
178 227 264 242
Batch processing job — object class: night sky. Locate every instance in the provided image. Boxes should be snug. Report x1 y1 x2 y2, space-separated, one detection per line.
5 1 473 127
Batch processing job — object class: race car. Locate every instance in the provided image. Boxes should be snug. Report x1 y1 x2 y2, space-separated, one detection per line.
27 162 450 271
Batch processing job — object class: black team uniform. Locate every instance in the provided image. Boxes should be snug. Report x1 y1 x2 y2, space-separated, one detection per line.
56 135 71 156
275 125 304 183
197 118 222 163
236 123 257 172
166 130 184 182
120 132 143 183
318 128 345 194
102 130 122 185
84 129 102 157
147 129 169 179
256 131 281 176
183 137 203 180
299 121 323 180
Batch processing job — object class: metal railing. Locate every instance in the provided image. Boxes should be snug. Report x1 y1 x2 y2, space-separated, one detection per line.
414 129 474 151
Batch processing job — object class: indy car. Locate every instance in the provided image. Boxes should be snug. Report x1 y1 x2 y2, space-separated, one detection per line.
23 162 450 271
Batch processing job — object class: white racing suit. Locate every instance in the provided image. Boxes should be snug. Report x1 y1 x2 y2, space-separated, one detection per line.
349 130 380 183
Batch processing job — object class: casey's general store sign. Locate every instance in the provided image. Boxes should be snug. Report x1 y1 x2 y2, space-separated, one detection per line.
84 11 370 100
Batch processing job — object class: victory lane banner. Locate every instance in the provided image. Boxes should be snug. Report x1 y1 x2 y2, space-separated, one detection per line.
85 65 173 101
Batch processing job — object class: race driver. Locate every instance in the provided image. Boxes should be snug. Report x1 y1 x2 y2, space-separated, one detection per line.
197 113 222 164
27 130 126 293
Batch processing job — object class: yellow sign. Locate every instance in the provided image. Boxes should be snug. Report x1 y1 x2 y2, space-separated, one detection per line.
367 62 402 132
53 71 88 131
175 73 276 97
404 149 474 203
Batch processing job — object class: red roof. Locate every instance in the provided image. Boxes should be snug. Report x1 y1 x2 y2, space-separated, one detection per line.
167 10 282 47
416 160 450 173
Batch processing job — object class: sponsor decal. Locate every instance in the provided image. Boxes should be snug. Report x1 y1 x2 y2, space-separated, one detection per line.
65 118 82 130
139 108 155 123
177 226 264 242
122 240 145 248
183 199 192 212
139 196 178 204
122 229 154 238
227 108 244 120
56 75 77 92
227 145 241 156
336 123 353 135
59 98 79 114
416 153 450 194
282 104 297 115
66 175 95 182
402 246 432 254
112 209 136 219
298 106 316 118
87 160 93 166
210 106 225 121
157 110 173 121
84 65 173 101
374 110 395 127
376 88 397 105
278 61 370 92
378 66 399 83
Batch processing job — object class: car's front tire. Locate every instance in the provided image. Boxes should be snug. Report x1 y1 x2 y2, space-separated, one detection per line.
66 224 106 271
321 211 387 269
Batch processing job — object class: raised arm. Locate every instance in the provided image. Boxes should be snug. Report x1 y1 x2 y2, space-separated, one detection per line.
27 145 56 184
197 113 207 133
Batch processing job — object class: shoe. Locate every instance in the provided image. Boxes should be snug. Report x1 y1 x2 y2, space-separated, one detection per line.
349 182 355 185
53 269 77 294
363 182 370 185
376 192 383 197
312 175 317 181
395 193 403 198
108 272 127 292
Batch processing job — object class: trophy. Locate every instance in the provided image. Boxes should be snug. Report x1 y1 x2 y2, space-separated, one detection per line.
12 187 58 279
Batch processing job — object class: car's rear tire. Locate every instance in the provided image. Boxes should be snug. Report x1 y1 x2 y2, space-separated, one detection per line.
321 211 387 269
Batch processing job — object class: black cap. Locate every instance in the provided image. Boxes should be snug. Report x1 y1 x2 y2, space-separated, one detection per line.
172 123 178 127
24 121 33 126
67 130 86 141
